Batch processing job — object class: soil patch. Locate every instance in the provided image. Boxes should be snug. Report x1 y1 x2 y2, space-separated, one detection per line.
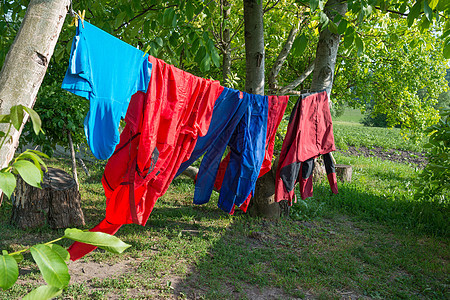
338 146 427 167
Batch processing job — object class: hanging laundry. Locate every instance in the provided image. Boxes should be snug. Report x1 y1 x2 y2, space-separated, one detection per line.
68 56 223 261
175 89 268 213
275 90 338 204
213 95 289 214
61 21 152 160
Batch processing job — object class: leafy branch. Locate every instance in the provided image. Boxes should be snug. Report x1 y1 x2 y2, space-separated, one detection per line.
0 228 131 299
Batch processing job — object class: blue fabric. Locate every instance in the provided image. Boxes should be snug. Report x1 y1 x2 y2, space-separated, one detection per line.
217 92 268 213
175 88 268 213
61 21 152 160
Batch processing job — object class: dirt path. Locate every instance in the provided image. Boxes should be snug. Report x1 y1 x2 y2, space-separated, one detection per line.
338 146 427 167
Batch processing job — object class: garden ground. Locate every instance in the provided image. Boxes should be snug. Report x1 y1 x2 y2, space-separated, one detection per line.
0 109 448 299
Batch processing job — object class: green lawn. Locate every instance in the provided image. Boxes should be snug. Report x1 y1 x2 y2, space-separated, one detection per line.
333 108 364 124
0 110 448 299
0 149 448 299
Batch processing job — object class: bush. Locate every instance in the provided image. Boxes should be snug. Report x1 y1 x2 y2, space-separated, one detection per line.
415 108 450 203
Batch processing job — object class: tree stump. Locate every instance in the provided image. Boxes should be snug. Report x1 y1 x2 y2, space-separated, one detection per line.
335 164 352 183
10 167 85 229
248 157 290 219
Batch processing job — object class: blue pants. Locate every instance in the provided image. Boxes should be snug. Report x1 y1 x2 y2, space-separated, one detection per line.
176 88 268 213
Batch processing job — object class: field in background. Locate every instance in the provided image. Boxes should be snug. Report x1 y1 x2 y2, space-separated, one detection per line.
333 108 364 124
0 107 448 299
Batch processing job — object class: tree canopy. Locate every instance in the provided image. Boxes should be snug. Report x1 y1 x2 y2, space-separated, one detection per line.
0 0 449 149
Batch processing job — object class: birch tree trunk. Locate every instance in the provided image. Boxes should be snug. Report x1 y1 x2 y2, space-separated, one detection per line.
0 0 70 169
310 0 347 94
68 130 79 190
243 0 265 95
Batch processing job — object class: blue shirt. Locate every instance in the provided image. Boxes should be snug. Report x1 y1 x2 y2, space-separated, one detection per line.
62 21 152 159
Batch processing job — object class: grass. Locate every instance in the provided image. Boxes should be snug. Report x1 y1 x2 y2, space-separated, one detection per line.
0 152 448 299
333 108 364 124
0 108 448 299
333 124 426 152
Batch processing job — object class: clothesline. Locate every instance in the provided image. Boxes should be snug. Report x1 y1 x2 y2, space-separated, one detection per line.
62 20 339 262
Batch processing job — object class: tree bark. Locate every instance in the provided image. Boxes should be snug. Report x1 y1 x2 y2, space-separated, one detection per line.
279 62 315 94
11 167 84 229
221 0 232 84
243 0 265 95
268 20 301 94
0 0 70 169
67 130 79 189
310 0 347 94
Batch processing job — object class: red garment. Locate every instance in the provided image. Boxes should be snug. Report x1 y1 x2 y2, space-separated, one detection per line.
213 95 288 214
275 90 337 205
68 56 223 261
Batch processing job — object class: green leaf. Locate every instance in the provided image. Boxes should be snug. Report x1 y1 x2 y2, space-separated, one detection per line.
443 39 450 59
11 253 23 264
10 105 24 131
200 53 211 72
143 21 150 36
407 1 422 27
17 151 47 175
30 244 70 289
210 48 220 68
355 36 364 56
186 1 194 20
22 285 62 300
423 0 433 22
27 149 49 159
0 254 18 290
194 46 206 65
293 34 308 56
328 21 338 34
319 11 329 29
12 160 42 188
428 0 439 9
344 32 354 49
155 37 163 47
47 244 70 262
22 106 42 135
309 0 319 12
337 19 348 35
64 228 131 254
0 171 16 199
0 114 10 123
115 11 127 29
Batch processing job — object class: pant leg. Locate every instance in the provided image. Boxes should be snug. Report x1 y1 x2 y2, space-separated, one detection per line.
193 92 250 205
323 152 338 194
299 158 314 200
175 87 240 177
218 93 268 212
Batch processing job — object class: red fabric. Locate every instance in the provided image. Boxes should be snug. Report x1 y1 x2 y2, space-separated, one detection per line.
327 173 338 194
214 95 288 214
275 91 336 204
68 56 223 261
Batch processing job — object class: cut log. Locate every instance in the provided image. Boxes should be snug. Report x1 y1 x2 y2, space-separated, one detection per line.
335 164 352 183
10 167 85 229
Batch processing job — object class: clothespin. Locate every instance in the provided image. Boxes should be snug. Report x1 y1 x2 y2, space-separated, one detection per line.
69 9 85 28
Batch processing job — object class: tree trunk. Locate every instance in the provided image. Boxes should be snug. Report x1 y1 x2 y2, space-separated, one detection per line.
11 167 85 229
0 0 70 170
68 130 79 189
222 0 232 84
268 21 301 94
310 0 347 94
243 0 265 95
